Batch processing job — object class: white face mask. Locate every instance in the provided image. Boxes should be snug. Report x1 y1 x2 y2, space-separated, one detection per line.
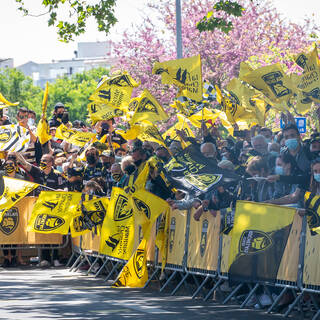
28 118 35 127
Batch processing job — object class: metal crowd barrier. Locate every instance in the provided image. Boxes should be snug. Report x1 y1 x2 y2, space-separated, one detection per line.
69 205 320 319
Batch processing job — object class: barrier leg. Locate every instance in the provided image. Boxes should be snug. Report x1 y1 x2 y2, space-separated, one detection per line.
69 254 83 272
240 283 259 308
73 253 91 272
284 290 303 317
104 261 122 282
95 257 109 277
204 277 224 301
66 252 76 268
267 286 288 313
171 272 189 296
160 270 177 292
85 256 99 275
312 309 320 320
223 283 244 304
192 275 210 299
310 293 320 314
144 268 160 289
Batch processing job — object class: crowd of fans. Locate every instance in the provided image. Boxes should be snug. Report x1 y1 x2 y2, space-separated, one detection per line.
0 102 319 281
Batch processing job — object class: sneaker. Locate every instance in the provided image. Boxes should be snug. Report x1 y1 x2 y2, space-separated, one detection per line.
38 260 50 268
254 294 273 309
53 260 63 267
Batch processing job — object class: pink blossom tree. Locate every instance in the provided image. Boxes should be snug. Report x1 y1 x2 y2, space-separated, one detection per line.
113 0 319 108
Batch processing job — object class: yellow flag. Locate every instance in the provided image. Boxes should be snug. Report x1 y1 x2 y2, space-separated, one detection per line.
188 107 221 128
117 122 167 148
27 191 82 234
0 92 19 107
238 61 253 79
153 54 203 101
240 63 294 104
163 114 194 140
0 177 39 223
130 89 168 125
99 187 136 260
70 197 109 237
0 124 30 152
36 82 52 145
112 190 170 288
294 45 320 104
87 102 124 124
56 124 95 147
226 78 264 126
89 72 139 109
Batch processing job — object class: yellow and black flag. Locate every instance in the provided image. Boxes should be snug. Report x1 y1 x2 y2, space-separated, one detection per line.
304 191 320 235
99 187 136 260
0 124 30 152
89 72 139 109
163 114 195 141
0 177 39 223
87 102 124 124
28 191 82 235
294 45 320 104
240 63 294 106
36 82 51 145
112 190 170 288
56 124 96 147
153 54 202 101
130 89 168 125
228 201 296 283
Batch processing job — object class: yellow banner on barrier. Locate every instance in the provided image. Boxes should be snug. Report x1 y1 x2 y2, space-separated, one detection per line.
0 177 39 223
187 210 221 271
27 191 81 235
228 201 296 283
0 196 62 245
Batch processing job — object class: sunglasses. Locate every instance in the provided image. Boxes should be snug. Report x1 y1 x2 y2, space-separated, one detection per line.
18 115 28 119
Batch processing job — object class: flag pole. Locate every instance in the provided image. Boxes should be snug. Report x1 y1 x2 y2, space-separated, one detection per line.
176 0 183 59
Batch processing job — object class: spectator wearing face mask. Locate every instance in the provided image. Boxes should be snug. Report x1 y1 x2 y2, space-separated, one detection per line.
251 135 277 171
49 102 65 128
83 147 104 185
111 163 126 188
282 123 311 174
200 142 218 164
309 135 320 159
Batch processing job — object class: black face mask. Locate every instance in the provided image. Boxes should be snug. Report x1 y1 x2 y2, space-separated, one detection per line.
56 112 64 119
86 154 96 165
134 159 143 167
125 164 136 175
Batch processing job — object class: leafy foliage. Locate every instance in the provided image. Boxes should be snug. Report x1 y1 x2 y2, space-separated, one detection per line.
14 0 117 42
197 1 245 34
0 67 108 123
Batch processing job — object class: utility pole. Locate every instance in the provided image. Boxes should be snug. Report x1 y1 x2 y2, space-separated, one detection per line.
175 0 183 59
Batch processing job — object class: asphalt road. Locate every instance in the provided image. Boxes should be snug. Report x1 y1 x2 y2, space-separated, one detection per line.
0 267 299 320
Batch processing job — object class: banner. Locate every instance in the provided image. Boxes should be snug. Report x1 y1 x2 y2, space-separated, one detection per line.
228 201 296 283
130 89 168 125
0 177 39 223
187 209 221 271
164 145 240 196
240 63 294 104
153 54 202 101
87 102 124 124
294 45 320 104
56 124 95 147
99 187 136 260
304 191 320 234
0 124 30 152
89 72 139 109
27 191 81 234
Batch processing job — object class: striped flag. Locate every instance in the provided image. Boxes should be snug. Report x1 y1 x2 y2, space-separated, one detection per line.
0 124 30 152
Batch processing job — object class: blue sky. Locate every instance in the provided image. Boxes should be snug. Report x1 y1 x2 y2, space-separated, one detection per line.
0 0 319 67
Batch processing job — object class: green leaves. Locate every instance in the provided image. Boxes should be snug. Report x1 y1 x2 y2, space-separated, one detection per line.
14 0 118 42
196 0 245 34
